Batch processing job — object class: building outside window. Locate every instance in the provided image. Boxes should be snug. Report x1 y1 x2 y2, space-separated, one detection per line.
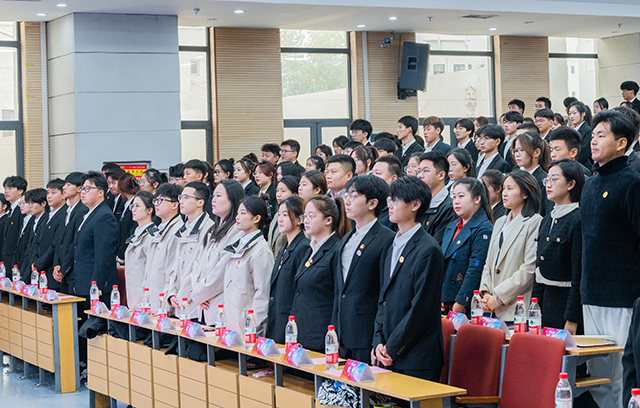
549 37 598 114
0 21 21 181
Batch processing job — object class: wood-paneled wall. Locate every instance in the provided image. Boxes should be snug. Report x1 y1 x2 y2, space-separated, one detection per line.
212 27 283 162
350 32 366 121
20 22 45 188
494 36 550 118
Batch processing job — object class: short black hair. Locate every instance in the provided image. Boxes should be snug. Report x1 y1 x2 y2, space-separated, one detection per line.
517 122 540 135
0 194 8 213
184 181 210 202
504 111 524 124
621 80 640 95
593 109 637 150
3 176 28 193
277 161 301 178
281 139 301 154
326 154 355 175
374 131 395 142
548 126 581 152
169 163 185 178
46 178 65 192
563 97 578 108
534 108 554 120
333 135 349 149
476 124 505 145
549 159 585 203
536 97 552 109
344 141 363 151
508 99 525 113
374 155 403 178
454 118 475 137
261 143 280 157
374 138 397 154
82 171 108 193
350 119 373 137
611 106 640 142
345 175 390 217
389 176 431 221
398 116 419 135
65 171 85 187
101 162 121 172
24 188 47 206
184 159 208 177
155 182 183 202
506 170 541 218
419 151 449 175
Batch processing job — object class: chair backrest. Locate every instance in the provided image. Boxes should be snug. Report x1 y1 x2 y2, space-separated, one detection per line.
448 324 506 396
500 333 566 408
440 318 456 383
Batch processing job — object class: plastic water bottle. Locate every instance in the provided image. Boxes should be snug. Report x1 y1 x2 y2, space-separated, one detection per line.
179 298 190 329
470 290 483 324
110 285 120 311
90 281 99 307
325 325 339 370
285 316 298 353
12 265 20 282
30 268 39 286
157 293 167 318
39 271 47 295
514 295 527 334
215 304 226 337
0 262 5 278
141 287 151 313
245 310 257 351
629 388 640 408
555 372 572 407
528 297 542 334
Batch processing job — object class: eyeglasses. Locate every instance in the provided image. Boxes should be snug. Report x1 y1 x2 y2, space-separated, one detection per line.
80 186 101 193
386 197 401 207
511 148 525 154
137 178 147 186
344 190 360 201
404 166 418 174
542 176 562 186
131 203 142 211
281 149 294 154
178 194 198 202
213 170 221 175
476 136 490 142
153 197 177 206
300 213 317 223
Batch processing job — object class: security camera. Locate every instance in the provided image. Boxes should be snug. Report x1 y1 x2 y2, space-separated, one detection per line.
384 37 393 44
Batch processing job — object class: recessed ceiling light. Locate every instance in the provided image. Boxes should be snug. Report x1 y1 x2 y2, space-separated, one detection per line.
37 13 47 16
57 3 68 7
234 9 244 14
489 27 498 31
388 16 398 21
357 24 366 28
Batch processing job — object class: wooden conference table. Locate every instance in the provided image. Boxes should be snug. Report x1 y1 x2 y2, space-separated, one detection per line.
86 309 466 408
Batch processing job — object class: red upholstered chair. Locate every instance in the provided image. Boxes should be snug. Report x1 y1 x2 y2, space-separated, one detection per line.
440 318 456 383
449 324 505 405
500 333 566 408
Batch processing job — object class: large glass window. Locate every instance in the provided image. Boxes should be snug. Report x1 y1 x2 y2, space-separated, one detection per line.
0 22 21 181
549 37 598 113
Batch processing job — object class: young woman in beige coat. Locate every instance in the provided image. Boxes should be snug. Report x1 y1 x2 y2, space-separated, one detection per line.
479 170 543 322
222 196 274 337
190 180 244 325
124 191 158 310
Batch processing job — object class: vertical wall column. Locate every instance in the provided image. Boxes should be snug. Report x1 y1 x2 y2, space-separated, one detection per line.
598 33 640 105
47 13 181 178
350 31 418 133
20 22 45 187
211 27 283 162
494 35 549 117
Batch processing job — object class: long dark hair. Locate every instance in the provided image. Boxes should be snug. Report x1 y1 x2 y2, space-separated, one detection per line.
569 101 593 128
447 148 477 178
239 196 270 238
513 132 551 172
301 170 327 195
133 190 157 220
505 169 541 218
306 196 350 239
279 196 304 233
209 179 245 243
451 177 494 224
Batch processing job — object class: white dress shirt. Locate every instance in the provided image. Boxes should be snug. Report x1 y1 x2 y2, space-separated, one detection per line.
389 223 421 276
340 218 377 282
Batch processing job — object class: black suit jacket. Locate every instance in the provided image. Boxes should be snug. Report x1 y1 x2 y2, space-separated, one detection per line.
244 181 260 197
377 207 397 232
531 166 554 216
117 205 136 259
73 202 119 296
104 191 115 210
1 206 25 267
112 195 124 220
422 194 457 245
394 141 424 168
54 202 89 288
334 221 395 351
20 214 47 280
289 234 341 353
463 140 479 163
430 140 452 155
575 123 593 168
31 205 67 290
498 140 517 169
0 213 9 265
266 232 310 343
17 216 35 275
623 296 640 407
632 98 640 115
373 227 445 371
629 152 640 173
479 154 512 175
492 201 507 221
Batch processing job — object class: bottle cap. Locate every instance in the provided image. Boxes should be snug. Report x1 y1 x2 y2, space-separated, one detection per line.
159 293 164 296
531 297 538 302
633 388 640 396
91 280 96 284
248 310 254 314
182 297 188 301
113 285 118 289
328 325 335 330
41 271 45 274
559 372 568 380
473 290 480 294
0 262 3 264
517 295 524 300
289 316 295 320
144 287 149 291
14 265 18 268
218 304 224 308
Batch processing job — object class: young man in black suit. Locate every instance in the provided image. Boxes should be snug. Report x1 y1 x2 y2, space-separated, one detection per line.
476 125 512 178
508 98 525 115
105 168 126 220
418 152 457 245
548 127 592 178
280 139 306 175
621 80 640 114
20 188 49 280
500 111 524 168
101 162 121 210
534 109 555 141
394 116 423 168
1 176 27 268
422 116 451 155
535 97 552 111
53 172 89 294
350 119 373 146
454 118 478 162
335 175 395 362
373 176 445 381
0 194 9 261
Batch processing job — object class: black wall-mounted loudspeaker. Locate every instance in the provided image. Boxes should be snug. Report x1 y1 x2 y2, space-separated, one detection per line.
398 42 430 99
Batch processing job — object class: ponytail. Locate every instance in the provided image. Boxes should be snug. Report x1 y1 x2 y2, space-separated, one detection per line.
306 196 351 239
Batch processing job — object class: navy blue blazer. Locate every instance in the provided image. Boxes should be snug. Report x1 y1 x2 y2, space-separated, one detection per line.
373 227 445 371
441 211 493 309
72 201 119 296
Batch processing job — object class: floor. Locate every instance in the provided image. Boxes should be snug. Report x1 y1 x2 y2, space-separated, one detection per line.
0 353 127 407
